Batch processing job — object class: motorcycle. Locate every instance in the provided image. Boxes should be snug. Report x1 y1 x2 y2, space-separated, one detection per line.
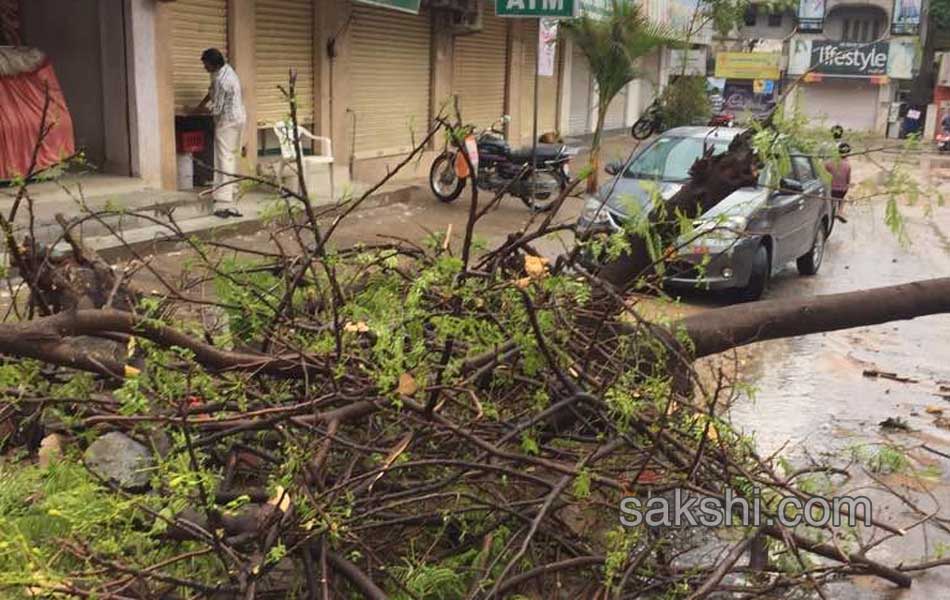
938 131 950 152
631 101 664 140
428 116 575 211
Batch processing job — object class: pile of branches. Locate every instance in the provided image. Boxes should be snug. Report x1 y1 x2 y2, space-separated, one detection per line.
1 89 950 599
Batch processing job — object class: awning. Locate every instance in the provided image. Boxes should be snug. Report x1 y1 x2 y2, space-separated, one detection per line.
353 0 421 14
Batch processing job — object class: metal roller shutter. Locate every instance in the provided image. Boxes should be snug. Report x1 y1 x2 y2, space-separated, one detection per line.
256 0 314 126
795 80 878 132
520 20 559 140
603 84 627 130
452 1 508 131
349 4 432 158
568 45 591 135
171 0 228 112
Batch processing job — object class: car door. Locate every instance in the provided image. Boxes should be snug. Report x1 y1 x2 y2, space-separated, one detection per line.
791 155 824 255
765 166 808 266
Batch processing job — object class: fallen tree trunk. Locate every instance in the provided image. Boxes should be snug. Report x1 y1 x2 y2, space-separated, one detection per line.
3 279 948 379
680 277 950 358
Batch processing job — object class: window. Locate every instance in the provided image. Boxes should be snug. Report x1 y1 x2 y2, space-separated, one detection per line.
744 5 757 26
768 12 782 27
843 17 885 42
791 155 815 182
625 137 731 183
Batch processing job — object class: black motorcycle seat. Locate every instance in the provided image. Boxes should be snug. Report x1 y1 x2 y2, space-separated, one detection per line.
507 144 564 164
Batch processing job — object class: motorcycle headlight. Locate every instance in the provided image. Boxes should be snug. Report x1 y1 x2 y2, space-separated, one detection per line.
580 195 612 226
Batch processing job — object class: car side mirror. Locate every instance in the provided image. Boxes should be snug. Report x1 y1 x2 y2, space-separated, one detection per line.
776 177 804 195
604 161 622 176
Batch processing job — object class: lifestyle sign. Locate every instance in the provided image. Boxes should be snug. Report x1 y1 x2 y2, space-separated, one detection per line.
810 41 889 77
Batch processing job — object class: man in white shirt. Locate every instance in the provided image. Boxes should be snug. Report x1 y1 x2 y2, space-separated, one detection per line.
195 48 246 204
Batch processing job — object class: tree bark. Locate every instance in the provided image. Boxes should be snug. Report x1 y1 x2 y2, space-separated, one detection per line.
681 277 950 358
1 280 949 378
0 309 321 378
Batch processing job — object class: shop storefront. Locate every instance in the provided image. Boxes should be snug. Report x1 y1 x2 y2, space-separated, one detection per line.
255 0 315 128
568 43 592 135
453 1 509 131
713 51 782 119
18 0 134 177
787 38 914 134
349 2 432 158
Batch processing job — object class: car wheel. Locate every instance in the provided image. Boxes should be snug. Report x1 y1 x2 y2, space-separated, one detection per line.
737 244 770 302
797 222 827 276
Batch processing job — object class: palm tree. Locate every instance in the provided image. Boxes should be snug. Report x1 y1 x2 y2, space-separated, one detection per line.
561 1 671 193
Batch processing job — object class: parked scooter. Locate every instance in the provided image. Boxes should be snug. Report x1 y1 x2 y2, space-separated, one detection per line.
937 131 950 153
631 100 664 140
429 116 576 211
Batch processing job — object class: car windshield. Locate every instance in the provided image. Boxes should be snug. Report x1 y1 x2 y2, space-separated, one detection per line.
625 136 731 183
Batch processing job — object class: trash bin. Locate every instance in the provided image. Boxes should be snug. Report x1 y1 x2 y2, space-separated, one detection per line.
177 153 194 191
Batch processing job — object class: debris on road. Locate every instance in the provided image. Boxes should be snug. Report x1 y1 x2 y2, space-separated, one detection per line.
879 416 912 431
863 369 919 384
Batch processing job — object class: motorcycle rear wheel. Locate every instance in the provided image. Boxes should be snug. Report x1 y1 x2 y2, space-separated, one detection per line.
631 118 655 140
429 152 466 203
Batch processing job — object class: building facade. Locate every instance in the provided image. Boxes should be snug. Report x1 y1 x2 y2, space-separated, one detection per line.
8 0 680 194
718 0 921 136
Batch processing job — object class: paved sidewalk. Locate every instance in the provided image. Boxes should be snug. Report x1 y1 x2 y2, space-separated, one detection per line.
1 131 637 268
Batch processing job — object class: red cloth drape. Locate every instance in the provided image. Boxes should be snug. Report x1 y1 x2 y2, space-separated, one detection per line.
0 59 75 180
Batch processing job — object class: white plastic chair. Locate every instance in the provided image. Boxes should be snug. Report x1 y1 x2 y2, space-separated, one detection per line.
273 121 334 200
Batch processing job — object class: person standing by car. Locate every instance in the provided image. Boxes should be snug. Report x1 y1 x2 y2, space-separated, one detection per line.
194 48 246 205
824 141 852 217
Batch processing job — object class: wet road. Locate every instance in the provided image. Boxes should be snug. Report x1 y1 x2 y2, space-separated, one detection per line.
727 159 950 598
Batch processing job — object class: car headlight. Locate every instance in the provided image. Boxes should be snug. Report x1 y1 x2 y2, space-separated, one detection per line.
688 215 747 248
580 195 611 225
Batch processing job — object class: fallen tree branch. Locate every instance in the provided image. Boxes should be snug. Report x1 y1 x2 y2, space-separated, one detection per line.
680 278 950 358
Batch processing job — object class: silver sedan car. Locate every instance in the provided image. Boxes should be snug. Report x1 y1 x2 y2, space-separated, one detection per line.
577 127 833 300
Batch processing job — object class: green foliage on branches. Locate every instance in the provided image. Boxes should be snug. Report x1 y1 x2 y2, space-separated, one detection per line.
660 76 711 128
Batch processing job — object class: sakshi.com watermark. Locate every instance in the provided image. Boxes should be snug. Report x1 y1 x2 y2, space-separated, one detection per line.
619 489 873 529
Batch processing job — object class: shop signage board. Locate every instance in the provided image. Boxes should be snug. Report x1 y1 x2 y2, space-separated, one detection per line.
496 0 575 17
891 0 921 35
669 48 708 76
538 19 559 76
887 40 915 80
810 41 888 77
354 0 421 14
790 38 914 80
797 0 825 32
714 52 781 80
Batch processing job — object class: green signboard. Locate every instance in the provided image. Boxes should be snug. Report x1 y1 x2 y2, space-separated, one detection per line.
354 0 421 14
496 0 576 18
